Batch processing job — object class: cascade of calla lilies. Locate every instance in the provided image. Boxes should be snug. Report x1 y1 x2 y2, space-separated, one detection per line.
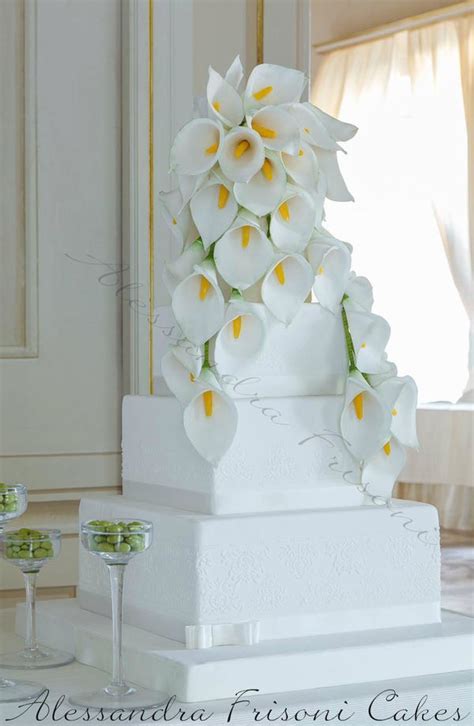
159 57 418 500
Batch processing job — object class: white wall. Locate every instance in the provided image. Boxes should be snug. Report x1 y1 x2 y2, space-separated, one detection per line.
0 0 122 600
193 0 257 95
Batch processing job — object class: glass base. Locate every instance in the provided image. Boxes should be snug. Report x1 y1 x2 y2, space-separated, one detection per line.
0 646 74 670
69 683 168 711
0 676 46 703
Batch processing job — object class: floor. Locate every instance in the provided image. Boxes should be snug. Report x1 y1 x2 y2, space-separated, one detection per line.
440 529 474 616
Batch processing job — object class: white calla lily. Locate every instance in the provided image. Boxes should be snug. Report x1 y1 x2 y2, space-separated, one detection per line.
163 239 206 295
244 63 306 113
249 106 300 154
207 66 244 127
170 118 224 176
270 188 316 253
214 297 266 369
344 274 374 312
224 55 244 90
190 179 238 248
239 208 268 234
183 368 238 464
261 254 314 325
310 227 353 253
311 105 358 142
368 359 398 388
214 218 274 290
282 141 319 190
171 339 204 378
161 349 204 405
313 148 354 202
346 311 391 374
177 171 208 208
310 171 328 228
159 188 198 251
171 259 225 345
362 436 407 501
376 375 419 449
286 102 341 151
234 152 286 216
340 372 392 461
308 241 351 314
219 127 265 183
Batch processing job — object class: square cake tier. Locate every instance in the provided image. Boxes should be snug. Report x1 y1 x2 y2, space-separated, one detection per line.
153 303 348 398
79 496 441 646
122 394 364 514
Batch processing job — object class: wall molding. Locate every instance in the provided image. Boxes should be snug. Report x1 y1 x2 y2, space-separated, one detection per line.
122 0 194 394
1 0 39 359
0 452 121 495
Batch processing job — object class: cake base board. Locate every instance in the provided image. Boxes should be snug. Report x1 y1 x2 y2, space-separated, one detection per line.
16 600 473 703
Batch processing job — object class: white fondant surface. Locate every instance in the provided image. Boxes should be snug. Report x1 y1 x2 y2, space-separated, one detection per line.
122 394 363 514
78 497 441 645
153 303 347 398
15 600 472 703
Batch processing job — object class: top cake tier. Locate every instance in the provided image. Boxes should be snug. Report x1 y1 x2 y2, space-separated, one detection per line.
154 302 348 398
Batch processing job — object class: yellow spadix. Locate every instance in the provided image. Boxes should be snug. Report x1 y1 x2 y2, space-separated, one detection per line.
234 140 250 158
252 121 277 139
232 316 242 339
353 392 364 420
274 262 285 285
241 226 251 248
218 185 230 209
203 390 213 417
205 142 219 155
279 201 290 222
262 159 273 181
253 85 272 101
199 276 211 301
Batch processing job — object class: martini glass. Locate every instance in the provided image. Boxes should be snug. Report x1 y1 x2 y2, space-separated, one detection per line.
69 519 166 710
0 484 46 703
0 528 74 669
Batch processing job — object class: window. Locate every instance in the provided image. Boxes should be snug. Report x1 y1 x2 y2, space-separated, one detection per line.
312 18 473 404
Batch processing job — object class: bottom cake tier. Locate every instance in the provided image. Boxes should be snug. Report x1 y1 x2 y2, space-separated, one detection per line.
78 496 441 646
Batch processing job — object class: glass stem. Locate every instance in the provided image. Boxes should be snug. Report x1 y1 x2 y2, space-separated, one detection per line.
107 564 127 691
23 571 38 653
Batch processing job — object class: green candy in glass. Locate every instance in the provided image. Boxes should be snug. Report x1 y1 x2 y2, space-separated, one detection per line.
0 483 26 520
85 520 146 558
0 527 74 669
69 518 165 710
4 528 54 568
0 484 46 703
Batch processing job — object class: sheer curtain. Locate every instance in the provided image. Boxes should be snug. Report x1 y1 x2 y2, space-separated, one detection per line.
312 15 473 530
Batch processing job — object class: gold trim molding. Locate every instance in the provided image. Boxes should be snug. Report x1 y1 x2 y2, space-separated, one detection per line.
257 0 264 63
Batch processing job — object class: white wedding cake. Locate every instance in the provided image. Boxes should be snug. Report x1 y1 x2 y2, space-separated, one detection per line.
78 57 440 650
28 58 473 704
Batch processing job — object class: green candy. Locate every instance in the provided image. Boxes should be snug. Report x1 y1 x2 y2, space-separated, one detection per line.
4 529 54 561
85 519 147 554
0 484 19 515
115 543 131 553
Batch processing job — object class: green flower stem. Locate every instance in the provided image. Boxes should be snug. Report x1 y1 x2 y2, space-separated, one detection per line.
341 302 357 373
341 300 371 384
203 243 215 262
203 339 211 369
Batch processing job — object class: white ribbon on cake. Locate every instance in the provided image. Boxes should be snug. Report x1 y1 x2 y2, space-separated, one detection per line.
185 621 261 649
